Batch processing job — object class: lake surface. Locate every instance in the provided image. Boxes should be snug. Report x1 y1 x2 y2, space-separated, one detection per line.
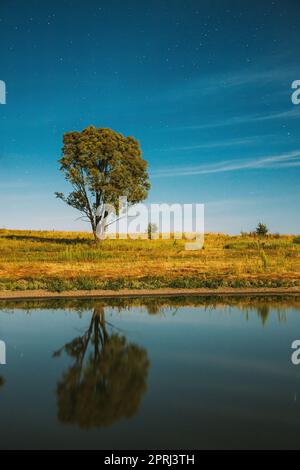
1 295 300 449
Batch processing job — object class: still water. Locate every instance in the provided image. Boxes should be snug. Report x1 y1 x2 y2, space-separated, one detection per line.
0 295 300 449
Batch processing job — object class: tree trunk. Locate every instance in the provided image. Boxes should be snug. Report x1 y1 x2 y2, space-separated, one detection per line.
93 231 102 243
95 218 107 241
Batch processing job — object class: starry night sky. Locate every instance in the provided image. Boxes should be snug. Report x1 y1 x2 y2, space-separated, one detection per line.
1 0 300 233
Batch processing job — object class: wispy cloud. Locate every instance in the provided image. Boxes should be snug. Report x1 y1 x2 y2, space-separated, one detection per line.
156 135 277 152
164 64 298 103
0 181 29 190
151 150 300 178
175 107 300 131
201 67 297 94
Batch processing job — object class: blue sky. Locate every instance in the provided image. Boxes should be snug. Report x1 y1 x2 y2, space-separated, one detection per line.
0 0 300 233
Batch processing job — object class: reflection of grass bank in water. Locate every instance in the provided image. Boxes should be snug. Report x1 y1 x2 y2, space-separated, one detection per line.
1 229 300 292
2 294 300 309
1 295 300 326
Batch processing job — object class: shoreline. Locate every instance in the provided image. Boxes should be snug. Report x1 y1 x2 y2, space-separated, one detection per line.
1 286 300 301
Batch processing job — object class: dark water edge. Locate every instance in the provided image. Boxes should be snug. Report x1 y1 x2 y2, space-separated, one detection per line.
1 295 300 449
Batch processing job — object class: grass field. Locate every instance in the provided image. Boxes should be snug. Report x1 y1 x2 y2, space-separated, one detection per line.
0 229 300 291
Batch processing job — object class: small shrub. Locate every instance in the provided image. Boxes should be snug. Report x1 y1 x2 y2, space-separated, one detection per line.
73 277 97 290
256 222 269 237
47 279 70 292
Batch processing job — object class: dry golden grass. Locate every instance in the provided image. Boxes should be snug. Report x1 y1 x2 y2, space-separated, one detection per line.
0 229 300 291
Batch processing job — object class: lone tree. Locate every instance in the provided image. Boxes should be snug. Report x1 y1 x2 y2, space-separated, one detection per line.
255 222 269 237
55 126 150 241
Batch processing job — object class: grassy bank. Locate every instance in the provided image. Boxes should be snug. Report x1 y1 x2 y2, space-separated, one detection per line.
0 229 300 292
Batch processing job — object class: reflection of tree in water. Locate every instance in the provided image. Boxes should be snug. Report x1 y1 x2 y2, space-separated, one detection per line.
53 305 150 429
0 376 4 387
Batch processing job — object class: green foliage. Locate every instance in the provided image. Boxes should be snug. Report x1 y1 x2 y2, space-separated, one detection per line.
1 275 300 292
47 278 71 292
55 126 150 237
